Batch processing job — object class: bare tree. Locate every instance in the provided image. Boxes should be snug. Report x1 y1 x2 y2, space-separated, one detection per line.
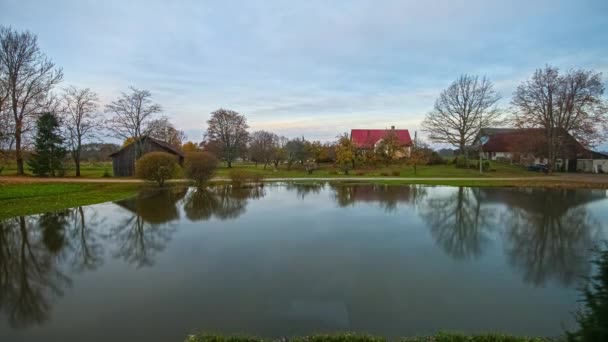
421 75 501 163
61 86 100 176
105 87 162 158
145 117 186 147
249 130 277 168
205 108 249 168
0 26 63 174
511 66 607 172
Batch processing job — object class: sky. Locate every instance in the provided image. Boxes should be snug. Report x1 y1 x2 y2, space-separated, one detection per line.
1 0 608 148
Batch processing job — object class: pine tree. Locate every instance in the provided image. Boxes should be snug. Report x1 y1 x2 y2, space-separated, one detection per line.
28 112 67 176
567 245 608 341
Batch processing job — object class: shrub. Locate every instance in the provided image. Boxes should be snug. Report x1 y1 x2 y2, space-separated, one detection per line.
102 169 111 178
455 156 467 168
567 246 608 342
482 161 490 172
427 152 444 165
304 162 317 175
328 169 339 175
229 170 263 187
391 170 400 177
184 152 218 187
355 171 366 176
135 152 179 187
379 172 389 176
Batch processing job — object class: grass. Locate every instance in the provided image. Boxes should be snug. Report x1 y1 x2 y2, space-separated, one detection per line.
185 333 552 342
213 161 532 179
0 161 114 178
0 182 142 219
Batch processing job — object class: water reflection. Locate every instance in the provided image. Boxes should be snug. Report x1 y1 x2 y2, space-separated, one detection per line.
184 185 266 221
330 184 427 212
0 216 71 328
489 188 604 286
419 187 496 260
0 184 606 337
110 188 187 268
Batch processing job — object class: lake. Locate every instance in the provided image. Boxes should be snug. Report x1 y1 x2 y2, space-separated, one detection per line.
1 183 607 342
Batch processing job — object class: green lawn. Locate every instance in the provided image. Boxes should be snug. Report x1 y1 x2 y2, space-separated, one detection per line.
0 161 114 178
214 161 532 178
0 182 142 219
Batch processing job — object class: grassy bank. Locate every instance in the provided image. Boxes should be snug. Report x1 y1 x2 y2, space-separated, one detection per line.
214 161 531 178
0 182 142 219
185 333 551 342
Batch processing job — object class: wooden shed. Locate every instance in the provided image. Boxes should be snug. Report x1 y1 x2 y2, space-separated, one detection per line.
109 136 185 177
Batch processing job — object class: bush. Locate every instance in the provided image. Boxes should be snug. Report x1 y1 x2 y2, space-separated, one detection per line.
391 170 400 177
482 161 490 172
427 152 444 165
379 172 389 176
229 170 263 187
102 169 111 178
355 171 366 176
304 162 317 175
135 152 179 187
567 246 608 342
455 156 467 168
184 152 218 187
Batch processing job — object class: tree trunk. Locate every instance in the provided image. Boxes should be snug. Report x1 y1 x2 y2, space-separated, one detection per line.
15 126 23 175
75 140 82 177
227 160 232 168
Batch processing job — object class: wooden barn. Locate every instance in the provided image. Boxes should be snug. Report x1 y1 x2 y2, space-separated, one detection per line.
109 136 185 177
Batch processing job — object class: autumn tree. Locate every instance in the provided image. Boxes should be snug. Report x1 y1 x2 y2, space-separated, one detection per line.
375 129 404 165
146 117 186 147
249 130 277 168
105 87 162 158
0 26 63 175
408 136 430 175
60 86 101 176
184 152 217 188
335 133 355 175
511 66 607 172
422 74 501 165
182 141 201 153
285 137 309 168
205 108 249 168
271 135 288 168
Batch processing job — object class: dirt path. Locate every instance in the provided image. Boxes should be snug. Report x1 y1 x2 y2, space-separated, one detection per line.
2 174 608 184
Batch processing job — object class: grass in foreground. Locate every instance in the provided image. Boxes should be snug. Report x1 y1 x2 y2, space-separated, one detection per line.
185 333 551 342
0 182 142 219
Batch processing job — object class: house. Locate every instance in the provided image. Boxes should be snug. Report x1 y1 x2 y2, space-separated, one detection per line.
109 136 185 177
351 126 413 158
476 128 608 173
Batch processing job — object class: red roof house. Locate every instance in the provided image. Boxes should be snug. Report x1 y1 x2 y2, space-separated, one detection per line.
350 127 412 149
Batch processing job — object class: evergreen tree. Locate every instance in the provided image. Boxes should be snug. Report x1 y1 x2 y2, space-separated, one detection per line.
567 245 608 341
28 112 67 176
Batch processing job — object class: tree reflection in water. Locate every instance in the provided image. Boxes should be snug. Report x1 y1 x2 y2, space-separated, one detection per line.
0 214 71 328
330 183 427 213
285 182 325 199
184 184 266 221
495 188 604 287
110 187 188 268
419 187 496 259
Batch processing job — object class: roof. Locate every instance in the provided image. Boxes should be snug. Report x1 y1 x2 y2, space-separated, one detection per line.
479 127 594 158
351 129 412 148
109 136 185 158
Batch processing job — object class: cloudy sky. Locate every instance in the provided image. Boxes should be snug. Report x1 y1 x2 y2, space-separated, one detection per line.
2 0 607 146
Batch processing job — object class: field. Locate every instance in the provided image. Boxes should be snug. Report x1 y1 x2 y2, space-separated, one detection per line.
0 182 142 219
0 160 115 178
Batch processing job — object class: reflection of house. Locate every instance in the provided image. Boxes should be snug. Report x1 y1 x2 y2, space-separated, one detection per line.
109 136 185 177
476 128 608 173
351 127 412 158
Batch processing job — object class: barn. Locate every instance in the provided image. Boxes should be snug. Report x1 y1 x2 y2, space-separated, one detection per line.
109 136 185 177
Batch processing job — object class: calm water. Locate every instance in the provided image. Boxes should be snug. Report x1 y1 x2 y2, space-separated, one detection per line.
1 184 607 342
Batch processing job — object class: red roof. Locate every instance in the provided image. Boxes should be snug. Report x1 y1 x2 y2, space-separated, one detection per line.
351 129 412 148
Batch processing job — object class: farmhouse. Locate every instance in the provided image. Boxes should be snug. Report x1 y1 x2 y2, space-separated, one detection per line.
109 136 185 177
476 128 608 173
351 127 413 158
